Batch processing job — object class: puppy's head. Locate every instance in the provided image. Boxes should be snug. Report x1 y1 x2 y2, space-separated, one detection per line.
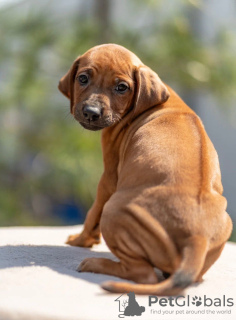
58 44 169 131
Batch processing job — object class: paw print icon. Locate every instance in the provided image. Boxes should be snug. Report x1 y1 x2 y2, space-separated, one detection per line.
192 296 202 307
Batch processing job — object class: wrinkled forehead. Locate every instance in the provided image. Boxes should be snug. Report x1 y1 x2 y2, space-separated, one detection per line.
78 44 143 77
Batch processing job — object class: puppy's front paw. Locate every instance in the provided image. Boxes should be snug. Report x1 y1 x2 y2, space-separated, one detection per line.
77 258 97 273
66 232 100 247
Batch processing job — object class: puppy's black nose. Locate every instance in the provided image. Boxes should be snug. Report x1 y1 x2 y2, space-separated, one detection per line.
83 105 101 122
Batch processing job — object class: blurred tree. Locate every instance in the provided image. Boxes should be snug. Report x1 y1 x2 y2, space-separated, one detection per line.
0 0 235 226
94 0 111 43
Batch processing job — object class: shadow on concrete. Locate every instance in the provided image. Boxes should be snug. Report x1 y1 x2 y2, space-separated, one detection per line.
0 244 202 291
0 244 121 285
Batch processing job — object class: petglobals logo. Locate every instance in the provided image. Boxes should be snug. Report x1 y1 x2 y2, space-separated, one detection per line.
149 295 234 317
149 294 234 308
114 293 234 318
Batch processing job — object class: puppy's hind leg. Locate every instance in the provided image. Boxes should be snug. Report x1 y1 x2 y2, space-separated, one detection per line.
102 235 209 295
77 256 158 285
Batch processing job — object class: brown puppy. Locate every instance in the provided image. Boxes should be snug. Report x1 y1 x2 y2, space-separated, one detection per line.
58 44 232 295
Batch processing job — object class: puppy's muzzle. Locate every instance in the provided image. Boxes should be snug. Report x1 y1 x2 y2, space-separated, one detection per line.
83 105 102 122
74 101 116 131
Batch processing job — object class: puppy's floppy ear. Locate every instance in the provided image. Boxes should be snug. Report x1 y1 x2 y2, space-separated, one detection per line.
58 57 80 113
133 65 170 118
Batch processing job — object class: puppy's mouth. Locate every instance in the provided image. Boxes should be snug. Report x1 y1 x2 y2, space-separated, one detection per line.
79 121 109 131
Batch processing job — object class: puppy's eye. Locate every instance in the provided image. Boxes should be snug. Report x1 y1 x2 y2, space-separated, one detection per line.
115 82 129 93
78 74 89 85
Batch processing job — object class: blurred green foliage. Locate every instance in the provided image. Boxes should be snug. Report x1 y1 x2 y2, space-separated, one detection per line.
0 0 236 226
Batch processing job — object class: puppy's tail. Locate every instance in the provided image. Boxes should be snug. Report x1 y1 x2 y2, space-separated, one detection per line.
101 235 208 296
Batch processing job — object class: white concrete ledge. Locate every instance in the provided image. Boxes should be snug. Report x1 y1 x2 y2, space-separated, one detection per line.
0 226 235 320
